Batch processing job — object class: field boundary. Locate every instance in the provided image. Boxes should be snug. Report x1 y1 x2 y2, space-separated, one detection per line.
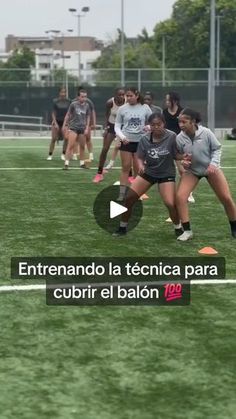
0 279 235 293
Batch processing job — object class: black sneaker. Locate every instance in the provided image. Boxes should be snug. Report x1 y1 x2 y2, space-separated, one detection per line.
63 165 69 170
80 164 89 169
112 227 127 237
175 227 184 238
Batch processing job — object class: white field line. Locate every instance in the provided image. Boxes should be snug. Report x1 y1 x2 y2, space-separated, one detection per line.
0 279 235 293
0 137 103 141
0 144 234 149
0 145 103 149
0 166 234 171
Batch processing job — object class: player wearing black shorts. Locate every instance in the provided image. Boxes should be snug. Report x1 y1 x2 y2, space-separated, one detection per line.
163 91 195 206
62 89 91 170
93 88 125 183
114 113 183 237
47 87 71 160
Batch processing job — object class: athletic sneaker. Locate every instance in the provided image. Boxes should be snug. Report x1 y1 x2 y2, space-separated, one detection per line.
93 174 104 183
63 165 69 170
47 156 52 161
80 164 89 169
188 192 195 203
112 226 127 237
175 227 184 238
105 162 114 170
61 154 65 161
165 217 172 223
177 230 193 241
139 193 149 200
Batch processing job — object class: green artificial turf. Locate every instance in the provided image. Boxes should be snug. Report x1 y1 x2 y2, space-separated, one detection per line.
0 137 236 418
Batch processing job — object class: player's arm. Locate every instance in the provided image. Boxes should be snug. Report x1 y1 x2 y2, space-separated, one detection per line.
104 100 113 128
115 108 127 142
51 102 58 127
207 130 222 174
62 104 73 131
137 140 146 174
84 108 91 136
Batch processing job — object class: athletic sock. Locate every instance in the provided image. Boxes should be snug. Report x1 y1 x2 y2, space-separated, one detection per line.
49 152 52 156
98 167 103 174
65 160 69 166
120 222 128 228
80 160 85 166
230 220 236 234
118 185 127 200
174 223 182 229
182 222 191 231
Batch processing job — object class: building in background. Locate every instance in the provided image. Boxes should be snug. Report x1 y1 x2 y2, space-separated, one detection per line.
5 34 103 84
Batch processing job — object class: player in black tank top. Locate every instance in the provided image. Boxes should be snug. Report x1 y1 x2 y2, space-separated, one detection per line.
163 91 195 207
47 87 71 161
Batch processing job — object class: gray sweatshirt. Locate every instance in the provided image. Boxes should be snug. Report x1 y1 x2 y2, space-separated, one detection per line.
176 125 222 176
115 103 152 142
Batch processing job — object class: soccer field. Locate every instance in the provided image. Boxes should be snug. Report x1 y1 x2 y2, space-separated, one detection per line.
0 137 236 419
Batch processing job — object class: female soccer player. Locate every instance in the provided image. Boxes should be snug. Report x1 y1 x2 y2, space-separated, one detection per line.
62 89 91 170
93 87 125 183
144 91 162 114
47 87 71 160
114 113 183 237
163 91 195 207
176 108 236 241
114 87 152 201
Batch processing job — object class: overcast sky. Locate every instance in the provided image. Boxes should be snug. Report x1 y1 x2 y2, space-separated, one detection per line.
0 0 176 49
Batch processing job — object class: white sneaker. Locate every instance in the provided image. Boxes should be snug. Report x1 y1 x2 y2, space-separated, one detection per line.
165 217 172 223
188 193 195 203
47 156 52 161
105 162 114 170
177 230 193 241
61 154 65 161
72 154 78 161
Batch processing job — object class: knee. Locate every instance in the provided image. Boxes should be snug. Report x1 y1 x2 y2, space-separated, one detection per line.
164 200 175 210
122 163 131 173
176 192 187 206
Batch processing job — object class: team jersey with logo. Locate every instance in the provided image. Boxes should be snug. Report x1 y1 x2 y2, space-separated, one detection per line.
68 100 91 131
115 103 152 142
137 130 178 178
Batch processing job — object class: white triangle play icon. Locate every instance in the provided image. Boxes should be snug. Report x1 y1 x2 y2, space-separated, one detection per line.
110 201 128 219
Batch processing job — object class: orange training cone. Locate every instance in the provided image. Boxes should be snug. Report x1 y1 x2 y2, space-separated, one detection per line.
198 247 218 255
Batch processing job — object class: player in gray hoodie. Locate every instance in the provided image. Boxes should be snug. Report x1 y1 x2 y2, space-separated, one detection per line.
176 108 236 241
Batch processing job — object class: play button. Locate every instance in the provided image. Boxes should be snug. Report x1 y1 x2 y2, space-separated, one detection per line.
110 201 127 219
93 185 143 234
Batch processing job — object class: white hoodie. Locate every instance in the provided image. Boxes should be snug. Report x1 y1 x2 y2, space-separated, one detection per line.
176 125 222 176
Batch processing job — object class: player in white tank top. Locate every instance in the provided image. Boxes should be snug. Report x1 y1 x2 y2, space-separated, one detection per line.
93 88 125 183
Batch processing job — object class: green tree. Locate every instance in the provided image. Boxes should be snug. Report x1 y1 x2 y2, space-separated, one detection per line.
153 0 236 69
92 0 236 84
92 29 160 85
0 46 35 82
